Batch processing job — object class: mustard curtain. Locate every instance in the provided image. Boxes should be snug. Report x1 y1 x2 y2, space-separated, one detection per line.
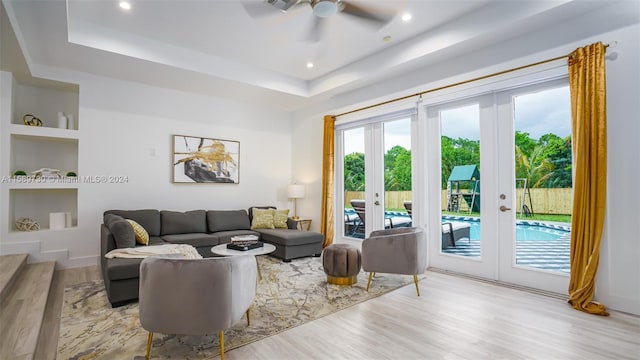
320 115 336 247
567 42 609 316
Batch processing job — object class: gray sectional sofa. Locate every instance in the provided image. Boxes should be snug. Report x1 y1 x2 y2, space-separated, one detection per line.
101 208 324 306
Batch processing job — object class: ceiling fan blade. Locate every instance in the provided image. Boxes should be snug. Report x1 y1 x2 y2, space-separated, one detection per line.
340 1 394 25
281 0 304 12
242 2 282 18
305 16 327 43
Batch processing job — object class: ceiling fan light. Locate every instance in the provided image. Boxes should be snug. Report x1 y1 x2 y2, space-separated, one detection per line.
312 0 338 18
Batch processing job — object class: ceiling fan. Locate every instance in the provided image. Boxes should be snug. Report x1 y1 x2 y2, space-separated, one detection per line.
243 0 395 42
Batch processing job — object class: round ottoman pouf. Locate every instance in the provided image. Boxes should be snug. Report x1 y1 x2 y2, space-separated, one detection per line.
322 244 362 285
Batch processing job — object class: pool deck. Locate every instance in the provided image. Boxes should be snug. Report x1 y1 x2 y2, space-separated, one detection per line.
344 210 571 273
441 235 571 273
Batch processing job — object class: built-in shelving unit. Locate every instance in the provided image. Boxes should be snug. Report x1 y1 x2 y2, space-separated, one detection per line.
1 72 80 236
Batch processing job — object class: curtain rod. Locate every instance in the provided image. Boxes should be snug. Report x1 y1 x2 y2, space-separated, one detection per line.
334 43 609 118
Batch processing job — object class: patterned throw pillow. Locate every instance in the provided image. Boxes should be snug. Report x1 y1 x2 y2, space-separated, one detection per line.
251 208 275 229
273 209 289 229
126 219 149 245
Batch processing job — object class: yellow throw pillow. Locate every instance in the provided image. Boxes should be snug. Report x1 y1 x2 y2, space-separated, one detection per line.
126 219 149 245
251 208 275 229
273 209 290 229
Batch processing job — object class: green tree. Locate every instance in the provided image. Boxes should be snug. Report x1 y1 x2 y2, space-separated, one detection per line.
515 131 537 156
392 150 412 190
515 144 554 188
538 134 572 187
384 146 411 191
344 152 365 191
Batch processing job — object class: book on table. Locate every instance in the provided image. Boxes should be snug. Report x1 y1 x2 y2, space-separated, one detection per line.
228 234 261 251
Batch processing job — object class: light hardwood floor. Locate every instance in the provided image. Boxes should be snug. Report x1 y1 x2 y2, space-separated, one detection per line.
41 262 639 359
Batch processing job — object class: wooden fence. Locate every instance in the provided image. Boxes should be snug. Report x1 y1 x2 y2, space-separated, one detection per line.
345 188 573 215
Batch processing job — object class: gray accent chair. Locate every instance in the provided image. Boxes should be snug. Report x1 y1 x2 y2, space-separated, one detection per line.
139 255 257 360
361 227 426 296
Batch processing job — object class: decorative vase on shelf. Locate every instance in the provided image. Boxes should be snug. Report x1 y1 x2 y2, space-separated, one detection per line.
67 114 75 130
57 112 67 129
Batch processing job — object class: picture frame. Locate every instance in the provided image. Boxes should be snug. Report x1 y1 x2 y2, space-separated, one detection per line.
172 134 240 184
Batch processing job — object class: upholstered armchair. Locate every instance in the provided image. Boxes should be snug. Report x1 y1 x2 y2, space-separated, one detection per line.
361 227 426 296
139 255 257 360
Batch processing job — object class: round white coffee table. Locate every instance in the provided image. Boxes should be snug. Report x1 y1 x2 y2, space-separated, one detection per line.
211 242 276 257
211 242 276 280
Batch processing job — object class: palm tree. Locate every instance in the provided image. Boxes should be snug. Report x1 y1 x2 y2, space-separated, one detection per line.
515 145 555 188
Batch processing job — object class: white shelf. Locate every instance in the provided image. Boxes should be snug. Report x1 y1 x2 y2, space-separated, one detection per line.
9 188 78 231
10 123 79 140
1 71 81 261
10 134 78 175
6 180 79 190
9 226 78 234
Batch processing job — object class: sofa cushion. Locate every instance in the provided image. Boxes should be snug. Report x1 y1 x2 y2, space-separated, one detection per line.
108 218 136 249
127 219 149 245
207 210 251 232
251 208 275 229
273 209 289 229
105 257 143 281
212 230 261 244
104 210 161 236
160 210 207 235
148 236 165 245
161 233 219 248
256 229 324 246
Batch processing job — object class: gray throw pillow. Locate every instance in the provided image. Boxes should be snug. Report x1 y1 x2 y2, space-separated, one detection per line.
107 219 136 249
104 213 124 227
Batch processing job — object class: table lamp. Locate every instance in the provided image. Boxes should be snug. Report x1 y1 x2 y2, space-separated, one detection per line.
287 184 305 219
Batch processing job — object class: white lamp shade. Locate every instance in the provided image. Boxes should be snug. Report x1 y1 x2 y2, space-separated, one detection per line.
287 184 305 199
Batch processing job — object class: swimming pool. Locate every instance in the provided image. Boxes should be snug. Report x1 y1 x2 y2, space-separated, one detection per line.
442 216 571 241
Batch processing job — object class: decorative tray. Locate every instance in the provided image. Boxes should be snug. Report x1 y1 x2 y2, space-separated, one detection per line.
227 242 264 251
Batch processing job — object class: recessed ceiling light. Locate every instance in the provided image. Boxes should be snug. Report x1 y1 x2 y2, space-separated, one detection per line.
306 62 314 69
401 13 412 22
119 1 131 10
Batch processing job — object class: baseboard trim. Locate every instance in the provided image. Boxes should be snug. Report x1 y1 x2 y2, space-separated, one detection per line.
427 267 567 300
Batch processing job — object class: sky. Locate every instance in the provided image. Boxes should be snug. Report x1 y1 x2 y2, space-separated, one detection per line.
343 85 571 155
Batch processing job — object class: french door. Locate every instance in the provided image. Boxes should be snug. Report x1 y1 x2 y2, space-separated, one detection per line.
337 109 415 240
426 79 571 293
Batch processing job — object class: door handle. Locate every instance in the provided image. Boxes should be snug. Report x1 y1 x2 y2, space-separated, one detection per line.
374 201 380 206
500 205 511 212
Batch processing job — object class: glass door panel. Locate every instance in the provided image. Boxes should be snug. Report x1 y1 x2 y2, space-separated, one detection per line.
382 118 413 228
496 80 571 294
426 94 497 280
343 127 365 238
513 85 572 273
440 104 481 258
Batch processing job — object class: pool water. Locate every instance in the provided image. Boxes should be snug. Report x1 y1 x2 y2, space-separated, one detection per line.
442 217 570 241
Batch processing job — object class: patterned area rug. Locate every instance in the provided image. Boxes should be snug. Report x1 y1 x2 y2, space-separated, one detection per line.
57 255 421 359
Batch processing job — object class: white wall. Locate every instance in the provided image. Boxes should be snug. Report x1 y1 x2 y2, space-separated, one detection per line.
1 70 294 268
291 24 640 315
73 74 294 261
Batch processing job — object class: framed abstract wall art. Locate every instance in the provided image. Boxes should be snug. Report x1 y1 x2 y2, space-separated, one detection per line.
172 135 240 184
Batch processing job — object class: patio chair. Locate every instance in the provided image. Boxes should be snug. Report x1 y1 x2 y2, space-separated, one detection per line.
404 200 470 248
403 201 412 218
350 200 396 236
441 222 471 248
349 199 366 236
